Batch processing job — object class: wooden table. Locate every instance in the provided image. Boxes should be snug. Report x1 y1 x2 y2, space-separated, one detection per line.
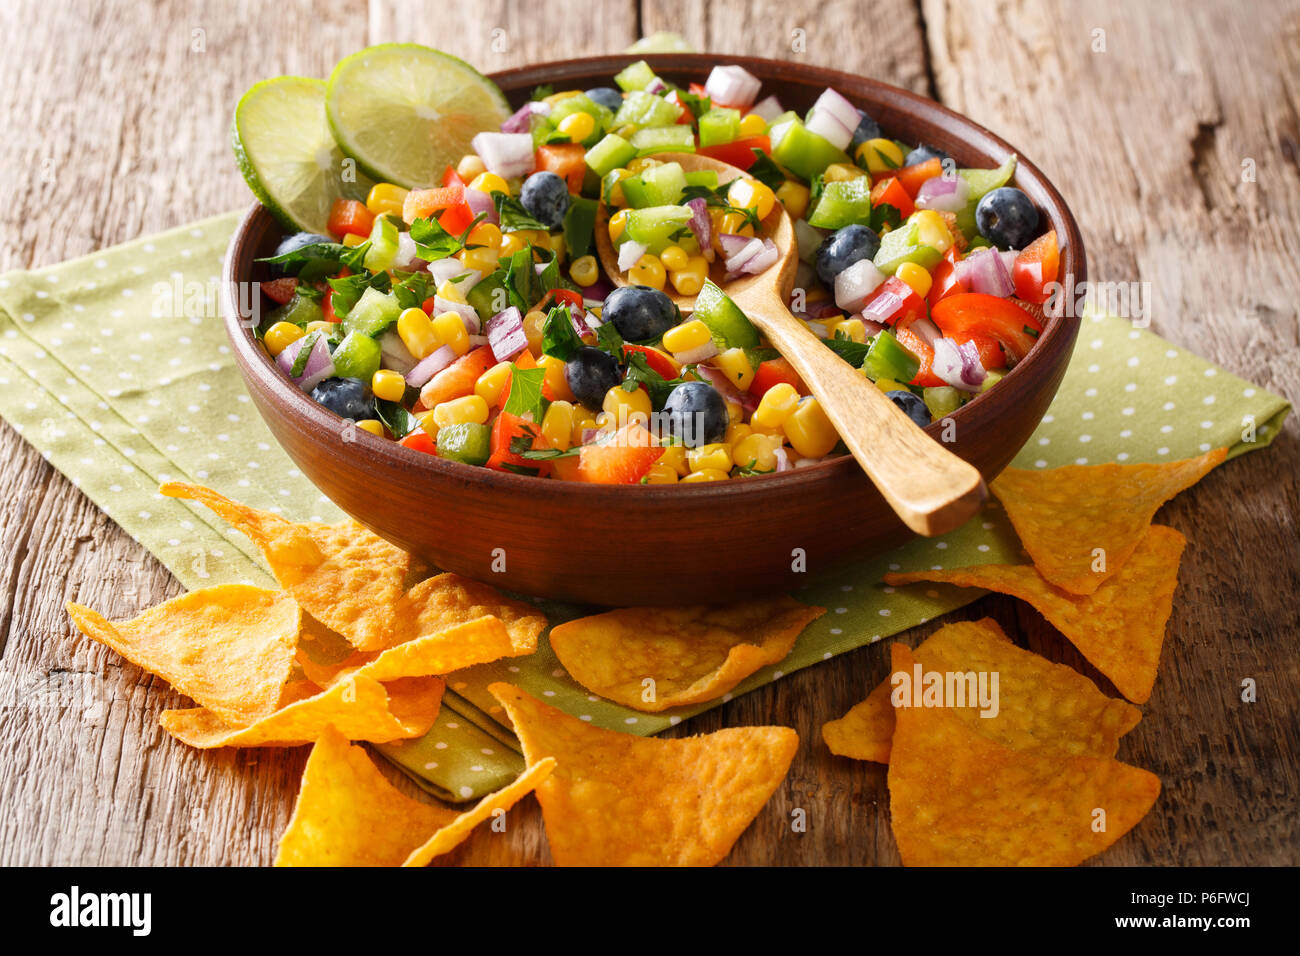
2 0 1296 866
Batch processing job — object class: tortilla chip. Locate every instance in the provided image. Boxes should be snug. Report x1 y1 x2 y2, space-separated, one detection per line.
159 674 443 748
990 448 1222 594
394 573 547 653
549 597 823 711
886 643 1160 866
489 682 798 866
275 725 554 866
822 618 1141 762
66 586 300 726
159 482 418 651
884 526 1185 703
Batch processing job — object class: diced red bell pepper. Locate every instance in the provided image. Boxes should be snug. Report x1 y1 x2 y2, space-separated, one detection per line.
261 277 297 305
1012 230 1059 305
891 157 944 199
442 164 465 187
697 136 771 170
622 344 679 382
419 345 497 409
486 411 552 477
930 293 1044 364
574 423 661 484
436 201 475 237
403 184 465 224
322 289 342 323
327 199 374 239
751 357 806 399
893 320 944 388
664 90 696 125
399 428 438 456
535 143 587 193
927 248 966 308
870 177 914 219
862 276 927 328
956 332 1007 371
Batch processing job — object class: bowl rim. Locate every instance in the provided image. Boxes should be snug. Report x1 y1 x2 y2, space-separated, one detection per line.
223 52 1085 503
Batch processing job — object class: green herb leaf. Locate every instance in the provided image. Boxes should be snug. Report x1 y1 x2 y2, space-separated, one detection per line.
327 271 392 318
501 364 548 421
494 193 551 233
563 196 598 260
503 247 541 313
869 203 903 233
623 351 688 409
287 331 321 377
409 216 465 261
375 399 420 439
391 271 438 311
748 149 785 191
542 305 583 362
259 241 371 279
821 335 872 366
594 320 624 356
530 84 554 102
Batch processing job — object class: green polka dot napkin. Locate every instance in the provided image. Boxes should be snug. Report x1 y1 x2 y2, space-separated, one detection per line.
0 213 1289 801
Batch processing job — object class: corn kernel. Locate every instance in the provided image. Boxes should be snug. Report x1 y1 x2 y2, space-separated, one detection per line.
682 468 729 483
602 384 652 419
857 137 905 174
660 245 690 272
607 208 630 242
628 254 666 289
738 112 768 137
725 399 745 424
371 368 407 402
263 321 305 358
570 254 599 287
662 319 712 354
727 177 777 219
895 261 933 297
522 310 547 355
432 395 489 429
733 432 780 472
714 347 755 391
557 111 595 143
605 168 631 207
712 210 754 248
304 320 335 336
626 157 661 175
469 171 509 195
688 442 733 473
341 232 366 248
752 382 801 429
537 353 574 402
657 443 689 476
499 231 528 257
571 408 598 445
725 422 753 446
549 234 567 264
432 312 470 356
669 271 705 296
830 318 869 343
912 210 954 255
823 162 867 184
356 419 386 437
396 307 440 360
641 461 679 484
464 221 502 252
436 279 468 304
475 361 513 405
460 245 501 274
782 397 839 458
457 154 488 182
775 180 811 219
678 234 701 256
543 89 582 106
366 183 410 218
540 400 575 451
874 378 908 394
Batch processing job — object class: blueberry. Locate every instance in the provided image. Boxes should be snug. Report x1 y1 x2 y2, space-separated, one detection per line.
886 390 931 428
604 285 680 342
565 346 623 409
270 231 335 275
311 377 377 422
975 187 1040 249
586 86 624 112
815 225 881 286
662 381 728 448
520 171 570 229
849 109 883 150
904 143 951 167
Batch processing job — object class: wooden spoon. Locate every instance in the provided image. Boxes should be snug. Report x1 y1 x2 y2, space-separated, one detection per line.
595 152 986 536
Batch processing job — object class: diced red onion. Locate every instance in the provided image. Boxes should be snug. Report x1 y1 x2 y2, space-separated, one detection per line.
433 297 480 334
427 258 473 286
390 232 420 270
277 334 334 392
408 344 458 388
617 239 648 272
468 334 489 347
500 100 550 134
470 131 535 179
956 247 1015 297
672 341 720 365
931 336 986 391
907 316 942 349
861 318 886 337
704 65 761 109
835 259 887 312
749 95 784 122
486 306 528 361
644 76 668 95
725 238 778 278
717 233 755 260
805 108 854 151
773 446 792 472
914 176 971 213
379 329 416 375
580 427 601 445
794 455 822 468
795 219 827 263
793 298 846 320
464 187 498 224
695 363 757 411
1000 249 1019 275
804 320 831 339
685 198 712 256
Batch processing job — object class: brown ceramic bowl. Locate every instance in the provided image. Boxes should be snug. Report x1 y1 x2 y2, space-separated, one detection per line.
224 54 1084 606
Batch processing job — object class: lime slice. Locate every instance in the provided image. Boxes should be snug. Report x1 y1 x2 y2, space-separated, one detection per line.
233 76 373 234
325 44 511 189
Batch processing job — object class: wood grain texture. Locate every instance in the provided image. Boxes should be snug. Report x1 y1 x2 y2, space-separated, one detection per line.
1 0 1297 867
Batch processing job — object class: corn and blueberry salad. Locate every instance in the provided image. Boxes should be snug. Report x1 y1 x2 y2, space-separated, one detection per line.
255 61 1057 485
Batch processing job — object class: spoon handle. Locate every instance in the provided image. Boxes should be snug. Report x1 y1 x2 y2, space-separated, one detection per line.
733 288 987 536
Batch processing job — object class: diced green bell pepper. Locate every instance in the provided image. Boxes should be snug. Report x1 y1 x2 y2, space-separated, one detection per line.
629 125 696 156
613 91 682 129
922 386 965 419
264 292 322 331
343 287 401 337
698 107 741 147
614 60 659 92
873 218 942 274
622 205 692 253
467 270 509 321
362 215 400 273
437 422 492 465
954 154 1017 238
549 93 612 146
861 330 920 384
692 279 761 350
769 116 851 182
330 331 382 381
585 133 638 177
684 169 719 190
807 177 874 229
621 162 688 208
